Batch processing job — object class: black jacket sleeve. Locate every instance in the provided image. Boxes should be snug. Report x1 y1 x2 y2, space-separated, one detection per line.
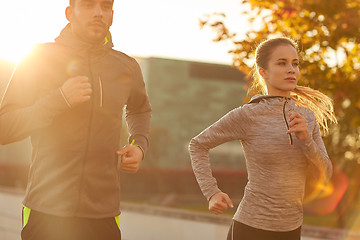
125 58 152 154
0 46 70 145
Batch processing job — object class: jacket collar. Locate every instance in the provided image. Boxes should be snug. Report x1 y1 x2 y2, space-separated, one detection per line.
248 94 296 107
55 24 113 56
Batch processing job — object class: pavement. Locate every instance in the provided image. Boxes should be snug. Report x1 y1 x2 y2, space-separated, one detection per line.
0 188 344 240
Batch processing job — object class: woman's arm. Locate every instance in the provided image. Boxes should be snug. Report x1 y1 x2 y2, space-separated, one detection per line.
288 111 332 182
189 107 248 200
300 121 333 182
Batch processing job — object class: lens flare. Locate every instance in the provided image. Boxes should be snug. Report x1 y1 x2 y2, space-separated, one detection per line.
66 60 81 76
304 166 349 216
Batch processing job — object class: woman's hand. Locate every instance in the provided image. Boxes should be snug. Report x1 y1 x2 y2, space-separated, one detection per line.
287 112 308 140
209 192 233 215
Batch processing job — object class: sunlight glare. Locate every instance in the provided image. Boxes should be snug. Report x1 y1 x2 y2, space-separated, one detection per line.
0 43 35 64
0 1 67 63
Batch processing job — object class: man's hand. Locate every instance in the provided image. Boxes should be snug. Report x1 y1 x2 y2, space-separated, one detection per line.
209 192 234 215
116 144 143 173
287 112 309 140
60 76 92 107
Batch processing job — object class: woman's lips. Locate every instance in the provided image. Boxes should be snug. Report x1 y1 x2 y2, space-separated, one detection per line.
285 77 296 81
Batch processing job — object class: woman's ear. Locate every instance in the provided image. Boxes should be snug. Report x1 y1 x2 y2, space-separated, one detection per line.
259 68 267 80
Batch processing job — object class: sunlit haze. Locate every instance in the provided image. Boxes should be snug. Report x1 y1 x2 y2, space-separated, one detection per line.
1 0 248 64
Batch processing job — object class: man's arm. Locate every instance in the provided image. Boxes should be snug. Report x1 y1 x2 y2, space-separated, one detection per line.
0 50 69 145
125 59 152 155
0 47 90 145
116 59 151 173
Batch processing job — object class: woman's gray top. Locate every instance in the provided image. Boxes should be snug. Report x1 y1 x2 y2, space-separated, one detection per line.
189 95 332 232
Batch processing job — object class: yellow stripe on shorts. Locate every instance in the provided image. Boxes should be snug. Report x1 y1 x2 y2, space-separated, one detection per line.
115 215 120 230
23 206 31 228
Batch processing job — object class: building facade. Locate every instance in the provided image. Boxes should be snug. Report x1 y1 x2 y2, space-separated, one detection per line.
139 57 247 169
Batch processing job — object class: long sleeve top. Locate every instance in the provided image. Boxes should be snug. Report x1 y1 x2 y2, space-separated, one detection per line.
189 95 332 231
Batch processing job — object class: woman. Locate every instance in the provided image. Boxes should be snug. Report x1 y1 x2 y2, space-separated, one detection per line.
189 37 337 240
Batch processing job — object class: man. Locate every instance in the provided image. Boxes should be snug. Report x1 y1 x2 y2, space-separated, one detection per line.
0 0 151 239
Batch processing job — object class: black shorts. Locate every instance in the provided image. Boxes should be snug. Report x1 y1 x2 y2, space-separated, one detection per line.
21 208 121 240
227 220 301 240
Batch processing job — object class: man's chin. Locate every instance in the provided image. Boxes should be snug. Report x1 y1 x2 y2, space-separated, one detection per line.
87 32 108 44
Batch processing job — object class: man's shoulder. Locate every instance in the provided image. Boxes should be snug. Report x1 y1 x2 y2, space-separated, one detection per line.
15 43 62 69
109 49 132 59
31 42 67 57
108 49 139 68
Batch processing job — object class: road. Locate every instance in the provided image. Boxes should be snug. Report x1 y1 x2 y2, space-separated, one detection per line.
0 188 340 240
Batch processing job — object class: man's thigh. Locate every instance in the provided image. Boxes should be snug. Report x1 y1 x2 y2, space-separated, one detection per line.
21 208 121 240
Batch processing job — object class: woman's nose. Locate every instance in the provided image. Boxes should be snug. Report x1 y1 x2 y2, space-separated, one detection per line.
288 65 295 73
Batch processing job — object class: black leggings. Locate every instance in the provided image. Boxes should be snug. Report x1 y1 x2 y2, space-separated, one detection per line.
227 221 301 240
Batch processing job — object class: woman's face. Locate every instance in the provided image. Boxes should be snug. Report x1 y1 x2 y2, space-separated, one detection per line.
260 44 299 97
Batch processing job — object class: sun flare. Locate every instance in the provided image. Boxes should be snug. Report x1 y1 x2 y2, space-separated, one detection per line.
0 44 35 64
0 1 68 63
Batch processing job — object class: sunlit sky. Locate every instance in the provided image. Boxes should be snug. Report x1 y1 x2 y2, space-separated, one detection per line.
0 0 249 64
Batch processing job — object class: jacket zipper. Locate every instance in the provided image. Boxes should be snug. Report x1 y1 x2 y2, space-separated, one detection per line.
98 76 103 107
76 51 96 214
282 97 293 145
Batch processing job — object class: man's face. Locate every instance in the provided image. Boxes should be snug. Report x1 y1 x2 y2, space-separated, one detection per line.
66 0 114 44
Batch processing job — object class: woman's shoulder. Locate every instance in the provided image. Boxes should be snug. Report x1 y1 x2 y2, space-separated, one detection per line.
219 104 254 125
230 101 261 115
295 104 316 122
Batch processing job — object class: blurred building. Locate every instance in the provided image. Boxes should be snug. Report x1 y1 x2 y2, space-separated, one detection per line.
0 57 247 169
138 57 247 169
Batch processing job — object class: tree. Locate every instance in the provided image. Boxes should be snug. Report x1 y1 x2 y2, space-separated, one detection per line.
200 0 360 229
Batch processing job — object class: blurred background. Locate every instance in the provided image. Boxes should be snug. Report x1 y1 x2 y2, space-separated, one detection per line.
1 0 360 239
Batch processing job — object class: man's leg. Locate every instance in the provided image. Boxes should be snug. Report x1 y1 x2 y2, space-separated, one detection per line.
21 207 121 240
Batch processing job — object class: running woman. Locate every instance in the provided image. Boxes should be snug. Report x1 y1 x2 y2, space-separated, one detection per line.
189 37 337 240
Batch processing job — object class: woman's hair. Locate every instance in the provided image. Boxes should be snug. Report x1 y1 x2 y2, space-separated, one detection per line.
250 37 337 133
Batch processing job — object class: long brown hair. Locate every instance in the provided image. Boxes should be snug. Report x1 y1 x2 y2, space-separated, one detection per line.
250 37 337 134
